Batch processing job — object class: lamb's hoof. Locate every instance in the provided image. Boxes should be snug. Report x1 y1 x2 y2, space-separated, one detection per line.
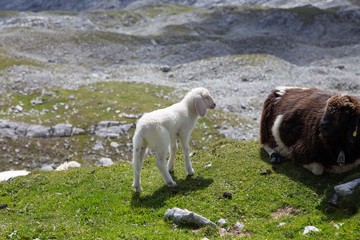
132 185 142 192
187 168 195 176
270 153 281 164
167 181 177 188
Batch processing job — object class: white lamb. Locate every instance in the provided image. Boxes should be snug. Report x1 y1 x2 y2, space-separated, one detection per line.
132 87 216 192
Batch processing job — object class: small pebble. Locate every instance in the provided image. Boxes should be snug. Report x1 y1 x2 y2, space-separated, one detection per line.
0 203 8 209
233 222 245 231
217 218 227 227
303 226 319 235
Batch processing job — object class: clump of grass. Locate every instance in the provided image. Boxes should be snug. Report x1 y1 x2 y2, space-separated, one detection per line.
0 54 40 71
1 139 360 239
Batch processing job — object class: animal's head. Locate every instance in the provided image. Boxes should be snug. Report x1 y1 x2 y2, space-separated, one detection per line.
187 87 216 117
320 95 360 144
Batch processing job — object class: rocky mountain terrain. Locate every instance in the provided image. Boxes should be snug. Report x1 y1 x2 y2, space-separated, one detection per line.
0 0 360 170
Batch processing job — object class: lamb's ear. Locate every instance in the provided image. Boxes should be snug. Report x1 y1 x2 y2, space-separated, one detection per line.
347 116 359 143
195 96 207 117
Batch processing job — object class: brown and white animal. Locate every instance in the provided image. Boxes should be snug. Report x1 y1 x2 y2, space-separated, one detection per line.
132 87 216 192
260 86 360 175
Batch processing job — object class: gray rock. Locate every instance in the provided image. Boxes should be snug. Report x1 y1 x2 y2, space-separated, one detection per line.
51 123 73 137
334 178 360 196
164 207 216 227
0 120 85 138
93 141 104 151
217 218 227 227
92 121 133 138
99 157 114 166
41 164 54 171
233 222 245 231
26 125 50 138
31 97 43 106
328 193 339 206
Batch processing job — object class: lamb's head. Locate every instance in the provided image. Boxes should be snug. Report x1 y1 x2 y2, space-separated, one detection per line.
320 95 360 144
185 87 216 117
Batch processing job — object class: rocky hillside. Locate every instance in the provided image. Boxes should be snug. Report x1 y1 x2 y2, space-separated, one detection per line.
0 0 359 11
0 1 360 170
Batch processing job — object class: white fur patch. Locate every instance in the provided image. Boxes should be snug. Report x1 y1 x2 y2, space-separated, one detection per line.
275 86 309 97
303 162 325 175
272 115 292 158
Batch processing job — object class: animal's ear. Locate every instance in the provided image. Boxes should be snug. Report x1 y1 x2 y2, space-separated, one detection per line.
195 96 207 117
347 116 359 143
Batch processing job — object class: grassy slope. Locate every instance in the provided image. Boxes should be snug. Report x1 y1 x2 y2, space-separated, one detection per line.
0 82 227 168
1 139 360 239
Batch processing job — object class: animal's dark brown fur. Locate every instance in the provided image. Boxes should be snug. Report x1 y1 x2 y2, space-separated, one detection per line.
260 87 360 169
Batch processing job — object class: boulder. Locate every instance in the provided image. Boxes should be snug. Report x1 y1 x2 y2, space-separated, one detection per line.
164 207 215 227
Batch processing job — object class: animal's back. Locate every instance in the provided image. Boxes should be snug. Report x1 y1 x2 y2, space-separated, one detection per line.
260 87 332 149
134 104 187 148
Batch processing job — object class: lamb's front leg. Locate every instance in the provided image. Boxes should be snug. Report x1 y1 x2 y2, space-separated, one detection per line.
179 136 194 176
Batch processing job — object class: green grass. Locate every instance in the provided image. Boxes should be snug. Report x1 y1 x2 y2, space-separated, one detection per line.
0 82 228 168
0 82 173 126
0 82 177 166
0 54 40 71
1 139 360 239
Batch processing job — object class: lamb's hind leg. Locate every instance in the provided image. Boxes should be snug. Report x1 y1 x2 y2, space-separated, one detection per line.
156 152 177 188
132 144 147 192
167 140 178 173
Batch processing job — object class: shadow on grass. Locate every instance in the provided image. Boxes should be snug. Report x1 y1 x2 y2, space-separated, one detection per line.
130 175 214 209
259 148 360 219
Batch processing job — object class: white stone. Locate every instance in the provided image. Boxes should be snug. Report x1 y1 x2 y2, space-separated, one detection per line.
216 218 227 227
0 170 30 182
99 157 114 166
204 163 212 168
55 161 81 171
15 105 23 112
303 226 319 235
334 223 343 230
278 222 286 227
110 142 120 148
233 222 245 231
